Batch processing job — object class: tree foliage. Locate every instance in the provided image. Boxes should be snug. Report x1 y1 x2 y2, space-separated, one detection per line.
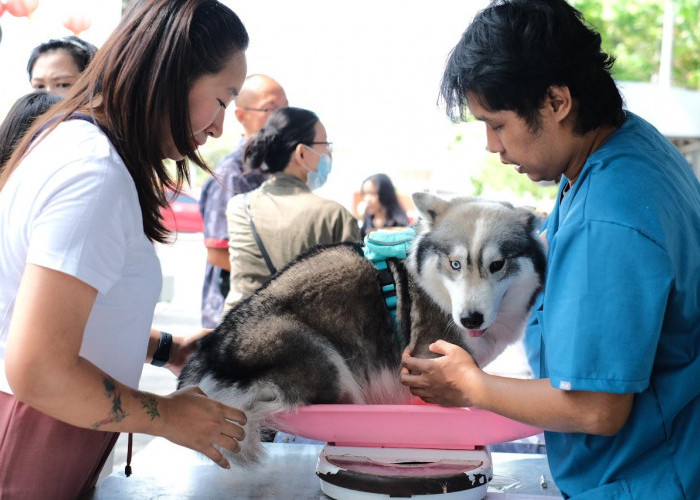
571 0 700 90
451 131 559 205
672 0 700 89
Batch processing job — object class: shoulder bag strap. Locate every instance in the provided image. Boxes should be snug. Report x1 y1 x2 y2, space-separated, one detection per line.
243 192 277 275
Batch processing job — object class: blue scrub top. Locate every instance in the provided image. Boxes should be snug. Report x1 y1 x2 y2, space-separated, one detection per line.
533 113 700 499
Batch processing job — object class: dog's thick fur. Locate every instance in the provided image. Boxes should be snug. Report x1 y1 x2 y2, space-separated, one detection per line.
178 193 546 466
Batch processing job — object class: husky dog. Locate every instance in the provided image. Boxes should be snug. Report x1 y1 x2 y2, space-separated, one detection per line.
178 193 546 466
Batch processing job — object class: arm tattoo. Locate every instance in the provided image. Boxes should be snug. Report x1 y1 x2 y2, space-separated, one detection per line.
136 392 160 420
91 377 129 429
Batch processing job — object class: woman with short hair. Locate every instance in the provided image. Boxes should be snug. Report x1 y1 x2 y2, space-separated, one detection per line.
224 107 361 312
27 36 97 96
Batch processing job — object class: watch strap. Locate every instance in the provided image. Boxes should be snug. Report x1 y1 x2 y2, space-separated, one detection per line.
151 331 172 367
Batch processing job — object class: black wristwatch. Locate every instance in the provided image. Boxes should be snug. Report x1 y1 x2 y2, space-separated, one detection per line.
151 331 173 367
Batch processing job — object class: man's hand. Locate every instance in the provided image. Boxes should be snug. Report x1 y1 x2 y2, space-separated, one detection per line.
400 340 481 407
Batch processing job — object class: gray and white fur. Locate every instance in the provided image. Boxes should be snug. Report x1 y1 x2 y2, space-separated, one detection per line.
178 193 546 467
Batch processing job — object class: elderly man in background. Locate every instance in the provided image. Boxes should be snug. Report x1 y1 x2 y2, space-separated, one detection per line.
199 74 288 328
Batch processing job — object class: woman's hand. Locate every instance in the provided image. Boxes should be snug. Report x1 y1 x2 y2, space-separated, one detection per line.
158 385 246 469
400 340 481 407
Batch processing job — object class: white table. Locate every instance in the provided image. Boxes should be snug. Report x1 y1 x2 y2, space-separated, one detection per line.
90 439 561 499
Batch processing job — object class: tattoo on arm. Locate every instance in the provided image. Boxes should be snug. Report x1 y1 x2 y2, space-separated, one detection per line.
136 392 160 420
91 377 129 429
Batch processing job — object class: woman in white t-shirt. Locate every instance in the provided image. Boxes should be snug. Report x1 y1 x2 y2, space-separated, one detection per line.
0 1 250 497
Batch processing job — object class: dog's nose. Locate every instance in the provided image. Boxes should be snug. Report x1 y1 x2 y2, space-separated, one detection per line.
460 312 484 330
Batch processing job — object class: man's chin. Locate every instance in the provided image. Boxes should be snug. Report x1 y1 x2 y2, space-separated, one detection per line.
526 172 553 183
512 165 556 184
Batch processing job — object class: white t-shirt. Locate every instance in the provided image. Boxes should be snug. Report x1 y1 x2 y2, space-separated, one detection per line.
0 120 161 393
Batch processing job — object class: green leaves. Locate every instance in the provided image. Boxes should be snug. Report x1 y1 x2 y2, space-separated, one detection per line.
571 0 700 90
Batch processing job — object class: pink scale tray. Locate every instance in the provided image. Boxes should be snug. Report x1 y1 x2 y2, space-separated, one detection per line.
271 399 541 450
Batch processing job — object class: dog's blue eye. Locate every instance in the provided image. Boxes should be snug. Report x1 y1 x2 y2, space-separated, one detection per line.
450 260 461 271
489 260 505 273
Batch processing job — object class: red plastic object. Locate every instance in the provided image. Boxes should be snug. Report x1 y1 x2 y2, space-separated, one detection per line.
63 13 92 36
160 190 204 233
6 0 38 18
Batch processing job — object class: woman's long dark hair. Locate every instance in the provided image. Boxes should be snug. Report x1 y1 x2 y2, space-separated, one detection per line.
363 173 408 226
1 0 248 243
0 92 61 170
243 107 318 174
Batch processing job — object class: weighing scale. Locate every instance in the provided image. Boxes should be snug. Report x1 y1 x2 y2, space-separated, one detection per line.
272 400 541 500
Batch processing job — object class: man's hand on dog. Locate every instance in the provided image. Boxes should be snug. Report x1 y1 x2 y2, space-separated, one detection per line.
400 340 480 407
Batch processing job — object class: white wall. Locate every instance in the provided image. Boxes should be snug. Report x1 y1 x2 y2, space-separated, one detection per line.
1 1 493 207
223 0 490 204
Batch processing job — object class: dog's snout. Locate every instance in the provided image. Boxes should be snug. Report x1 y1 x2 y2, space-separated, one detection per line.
460 311 484 330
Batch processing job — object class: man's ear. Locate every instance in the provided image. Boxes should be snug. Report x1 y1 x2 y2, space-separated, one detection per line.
234 107 245 125
546 85 573 123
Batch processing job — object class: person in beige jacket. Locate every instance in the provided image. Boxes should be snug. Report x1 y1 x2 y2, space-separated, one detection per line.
224 107 361 312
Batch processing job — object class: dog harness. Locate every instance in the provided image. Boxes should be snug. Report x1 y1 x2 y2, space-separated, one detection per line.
362 228 415 347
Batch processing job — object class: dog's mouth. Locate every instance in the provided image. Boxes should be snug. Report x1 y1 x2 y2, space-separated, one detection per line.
467 329 486 338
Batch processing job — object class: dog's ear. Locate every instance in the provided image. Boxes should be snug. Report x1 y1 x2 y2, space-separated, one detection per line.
412 192 450 227
515 206 543 236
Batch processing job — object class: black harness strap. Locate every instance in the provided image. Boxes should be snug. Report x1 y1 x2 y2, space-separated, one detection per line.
243 192 277 275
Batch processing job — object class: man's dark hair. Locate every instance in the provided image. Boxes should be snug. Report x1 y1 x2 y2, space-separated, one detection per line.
441 0 625 134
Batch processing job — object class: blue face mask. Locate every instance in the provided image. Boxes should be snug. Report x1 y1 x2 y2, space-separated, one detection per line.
305 149 333 190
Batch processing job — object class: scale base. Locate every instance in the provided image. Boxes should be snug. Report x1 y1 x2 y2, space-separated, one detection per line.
316 445 492 500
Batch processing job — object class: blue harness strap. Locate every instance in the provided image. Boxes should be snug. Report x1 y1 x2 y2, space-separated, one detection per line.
362 228 416 347
374 260 399 334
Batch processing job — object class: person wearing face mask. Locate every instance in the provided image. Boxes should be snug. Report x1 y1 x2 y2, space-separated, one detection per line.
198 74 288 329
223 107 361 312
27 36 97 97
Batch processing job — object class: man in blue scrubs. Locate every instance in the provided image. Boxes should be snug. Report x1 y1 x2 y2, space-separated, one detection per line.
401 1 700 498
